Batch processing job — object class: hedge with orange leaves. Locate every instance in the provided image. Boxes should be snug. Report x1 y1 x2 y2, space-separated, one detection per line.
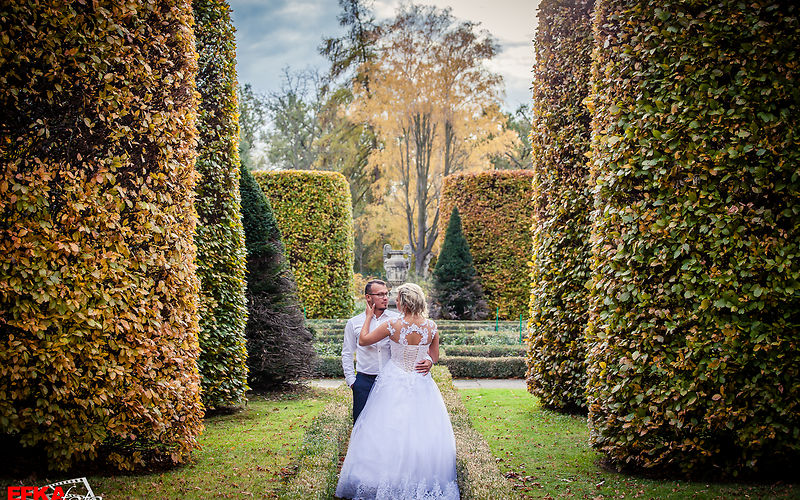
0 0 204 471
440 171 535 320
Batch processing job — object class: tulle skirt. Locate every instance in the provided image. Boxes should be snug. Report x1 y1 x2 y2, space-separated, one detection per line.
335 360 459 500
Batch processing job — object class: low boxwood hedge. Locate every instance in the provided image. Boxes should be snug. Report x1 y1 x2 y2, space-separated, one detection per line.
443 345 526 358
440 357 526 379
312 355 343 378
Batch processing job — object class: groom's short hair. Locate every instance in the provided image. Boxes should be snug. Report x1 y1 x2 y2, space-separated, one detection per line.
365 279 387 295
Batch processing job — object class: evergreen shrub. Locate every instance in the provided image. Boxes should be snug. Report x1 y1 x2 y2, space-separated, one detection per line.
587 0 800 477
430 207 489 320
254 170 355 318
240 165 315 389
193 0 249 408
527 0 595 412
0 0 204 470
440 171 535 320
444 345 526 358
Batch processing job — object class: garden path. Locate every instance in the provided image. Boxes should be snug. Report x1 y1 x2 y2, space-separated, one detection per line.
308 378 525 389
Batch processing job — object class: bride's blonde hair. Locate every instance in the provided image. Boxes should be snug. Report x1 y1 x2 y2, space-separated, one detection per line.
395 283 427 318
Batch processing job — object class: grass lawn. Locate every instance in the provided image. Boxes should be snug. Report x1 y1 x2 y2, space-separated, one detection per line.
460 388 798 499
3 388 331 500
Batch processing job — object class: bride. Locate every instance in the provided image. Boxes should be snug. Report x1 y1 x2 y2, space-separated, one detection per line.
335 283 459 500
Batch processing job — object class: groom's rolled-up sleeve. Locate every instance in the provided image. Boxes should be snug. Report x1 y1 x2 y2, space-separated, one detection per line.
342 319 357 387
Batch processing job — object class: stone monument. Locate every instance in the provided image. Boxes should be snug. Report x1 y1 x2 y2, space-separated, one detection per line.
383 243 412 308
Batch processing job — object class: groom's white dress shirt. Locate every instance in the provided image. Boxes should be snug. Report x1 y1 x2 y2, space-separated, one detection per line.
342 309 400 387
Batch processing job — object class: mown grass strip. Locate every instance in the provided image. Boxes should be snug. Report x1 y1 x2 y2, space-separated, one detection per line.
433 366 516 499
278 385 351 499
460 388 799 499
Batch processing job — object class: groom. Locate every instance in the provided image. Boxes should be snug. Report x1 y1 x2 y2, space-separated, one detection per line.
342 279 433 422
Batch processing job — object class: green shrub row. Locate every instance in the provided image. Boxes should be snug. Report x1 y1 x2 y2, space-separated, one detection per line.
527 0 595 412
587 0 800 477
440 171 535 320
440 357 526 379
192 0 249 409
253 170 355 318
433 367 516 499
278 386 351 499
312 356 343 378
0 0 204 470
444 345 526 358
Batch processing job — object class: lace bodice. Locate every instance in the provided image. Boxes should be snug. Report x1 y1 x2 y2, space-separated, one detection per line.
386 317 437 373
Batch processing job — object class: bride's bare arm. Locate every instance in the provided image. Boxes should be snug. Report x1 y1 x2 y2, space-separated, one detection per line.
428 331 440 363
358 302 391 346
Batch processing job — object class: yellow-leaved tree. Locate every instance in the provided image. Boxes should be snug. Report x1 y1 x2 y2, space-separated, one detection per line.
351 4 516 276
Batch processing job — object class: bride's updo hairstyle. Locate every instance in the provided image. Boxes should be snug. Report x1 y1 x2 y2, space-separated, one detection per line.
395 283 427 318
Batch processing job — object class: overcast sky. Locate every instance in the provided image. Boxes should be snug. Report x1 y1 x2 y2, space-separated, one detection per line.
229 0 540 112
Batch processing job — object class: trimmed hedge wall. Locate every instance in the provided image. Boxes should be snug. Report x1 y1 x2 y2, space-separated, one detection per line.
440 171 535 320
193 0 249 408
253 170 355 318
527 0 595 412
0 0 204 470
587 0 800 477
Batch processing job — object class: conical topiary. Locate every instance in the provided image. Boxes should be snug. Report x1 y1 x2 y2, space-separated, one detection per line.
239 164 315 389
430 207 489 320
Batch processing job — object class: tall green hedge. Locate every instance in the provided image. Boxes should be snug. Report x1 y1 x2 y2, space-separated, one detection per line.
527 0 595 412
440 171 535 320
587 0 800 477
193 0 249 409
0 0 204 470
253 170 354 318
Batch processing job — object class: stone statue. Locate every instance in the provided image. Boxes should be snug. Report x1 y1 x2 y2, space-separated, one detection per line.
383 244 412 307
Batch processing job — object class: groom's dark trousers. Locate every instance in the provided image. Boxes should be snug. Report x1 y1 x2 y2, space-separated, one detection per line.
352 372 378 423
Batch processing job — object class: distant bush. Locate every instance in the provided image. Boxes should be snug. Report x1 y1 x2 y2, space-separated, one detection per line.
440 171 535 320
240 166 315 389
430 207 489 320
253 170 355 318
0 0 203 470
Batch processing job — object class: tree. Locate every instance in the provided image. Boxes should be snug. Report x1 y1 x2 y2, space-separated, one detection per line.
262 68 326 171
239 165 315 389
491 104 533 170
429 207 488 320
238 83 268 170
319 0 379 92
351 4 515 275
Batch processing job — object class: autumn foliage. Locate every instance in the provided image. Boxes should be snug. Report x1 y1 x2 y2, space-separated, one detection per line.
527 0 594 411
0 0 204 470
193 0 249 409
439 171 535 320
253 170 355 318
587 0 800 476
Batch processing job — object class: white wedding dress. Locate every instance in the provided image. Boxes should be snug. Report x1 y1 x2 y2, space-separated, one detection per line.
335 317 459 500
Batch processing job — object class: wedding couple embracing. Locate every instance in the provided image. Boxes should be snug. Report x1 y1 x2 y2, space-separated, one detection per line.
337 279 459 499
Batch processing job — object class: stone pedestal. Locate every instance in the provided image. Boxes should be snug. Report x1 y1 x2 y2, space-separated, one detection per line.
383 244 412 308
